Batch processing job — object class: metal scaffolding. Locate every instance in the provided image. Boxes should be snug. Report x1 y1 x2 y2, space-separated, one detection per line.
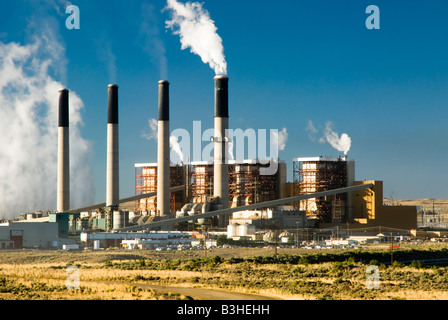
134 164 185 214
293 157 348 223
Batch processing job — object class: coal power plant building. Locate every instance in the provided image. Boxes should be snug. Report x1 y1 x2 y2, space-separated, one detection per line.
134 160 287 215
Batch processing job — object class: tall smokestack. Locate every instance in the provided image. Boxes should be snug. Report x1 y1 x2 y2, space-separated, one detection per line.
106 84 119 209
213 75 229 222
57 89 70 212
157 80 170 216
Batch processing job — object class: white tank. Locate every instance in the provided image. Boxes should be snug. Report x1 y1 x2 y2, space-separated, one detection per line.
227 224 238 238
113 211 128 230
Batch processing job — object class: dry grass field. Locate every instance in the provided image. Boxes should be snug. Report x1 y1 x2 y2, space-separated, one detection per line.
1 243 448 300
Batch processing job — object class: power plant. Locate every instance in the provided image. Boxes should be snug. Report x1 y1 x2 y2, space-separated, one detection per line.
0 74 422 250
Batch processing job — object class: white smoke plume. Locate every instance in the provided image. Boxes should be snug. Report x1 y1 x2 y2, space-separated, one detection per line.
0 33 93 218
170 135 184 163
141 3 168 80
165 0 227 75
323 121 351 156
272 127 288 151
141 118 185 163
141 118 158 141
306 120 318 142
94 38 117 84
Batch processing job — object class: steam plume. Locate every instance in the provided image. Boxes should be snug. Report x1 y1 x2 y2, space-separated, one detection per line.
323 121 351 156
141 3 168 79
141 118 185 163
141 118 158 141
273 127 288 151
170 135 184 163
0 33 93 218
165 0 227 75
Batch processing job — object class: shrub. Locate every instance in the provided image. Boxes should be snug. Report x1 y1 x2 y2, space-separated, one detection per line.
410 260 425 269
369 259 379 266
391 261 404 268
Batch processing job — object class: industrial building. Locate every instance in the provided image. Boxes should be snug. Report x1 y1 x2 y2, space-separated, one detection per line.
293 156 355 223
135 163 185 213
134 159 287 227
0 73 422 251
0 218 75 249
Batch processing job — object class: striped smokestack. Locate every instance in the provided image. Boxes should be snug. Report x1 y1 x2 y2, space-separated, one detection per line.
57 89 70 212
214 75 229 222
157 80 170 216
106 84 119 209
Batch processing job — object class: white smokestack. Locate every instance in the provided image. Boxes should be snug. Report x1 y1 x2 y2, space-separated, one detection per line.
166 0 227 75
106 84 119 209
157 80 170 216
57 89 70 212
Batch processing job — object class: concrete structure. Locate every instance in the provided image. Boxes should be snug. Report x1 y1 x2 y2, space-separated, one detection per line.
57 89 70 212
213 75 230 225
157 80 171 216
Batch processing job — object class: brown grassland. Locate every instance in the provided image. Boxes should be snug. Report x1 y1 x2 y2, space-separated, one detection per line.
0 242 448 300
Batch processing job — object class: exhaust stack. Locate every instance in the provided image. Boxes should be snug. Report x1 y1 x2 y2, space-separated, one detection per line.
213 75 229 219
157 80 170 216
57 89 70 212
106 84 119 209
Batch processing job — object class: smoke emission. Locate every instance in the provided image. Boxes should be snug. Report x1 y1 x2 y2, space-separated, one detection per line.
140 3 168 79
165 0 227 75
170 135 184 163
141 118 184 163
141 118 158 141
323 121 352 156
307 120 352 156
0 32 93 218
273 127 288 151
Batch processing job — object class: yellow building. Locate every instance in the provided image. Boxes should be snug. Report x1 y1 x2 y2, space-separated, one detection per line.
351 180 417 230
318 180 417 230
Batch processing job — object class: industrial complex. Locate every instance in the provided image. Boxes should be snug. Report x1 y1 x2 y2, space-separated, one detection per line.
0 75 433 251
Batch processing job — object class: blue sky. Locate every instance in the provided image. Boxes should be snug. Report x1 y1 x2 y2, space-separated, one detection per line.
1 0 447 207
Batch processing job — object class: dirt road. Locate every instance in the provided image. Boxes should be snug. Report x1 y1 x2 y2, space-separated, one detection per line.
129 283 280 300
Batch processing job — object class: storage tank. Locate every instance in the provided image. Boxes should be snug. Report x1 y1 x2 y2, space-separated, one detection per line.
238 224 255 237
113 211 129 230
227 223 238 238
263 230 275 242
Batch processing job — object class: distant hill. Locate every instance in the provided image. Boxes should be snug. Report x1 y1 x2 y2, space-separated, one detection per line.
383 199 448 215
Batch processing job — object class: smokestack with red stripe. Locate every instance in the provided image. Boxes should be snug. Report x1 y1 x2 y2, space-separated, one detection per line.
157 80 170 216
213 75 229 218
57 89 70 212
106 84 119 209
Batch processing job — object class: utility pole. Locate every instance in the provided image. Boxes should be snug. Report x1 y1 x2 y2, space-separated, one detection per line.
203 225 207 258
390 232 394 265
274 230 278 262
